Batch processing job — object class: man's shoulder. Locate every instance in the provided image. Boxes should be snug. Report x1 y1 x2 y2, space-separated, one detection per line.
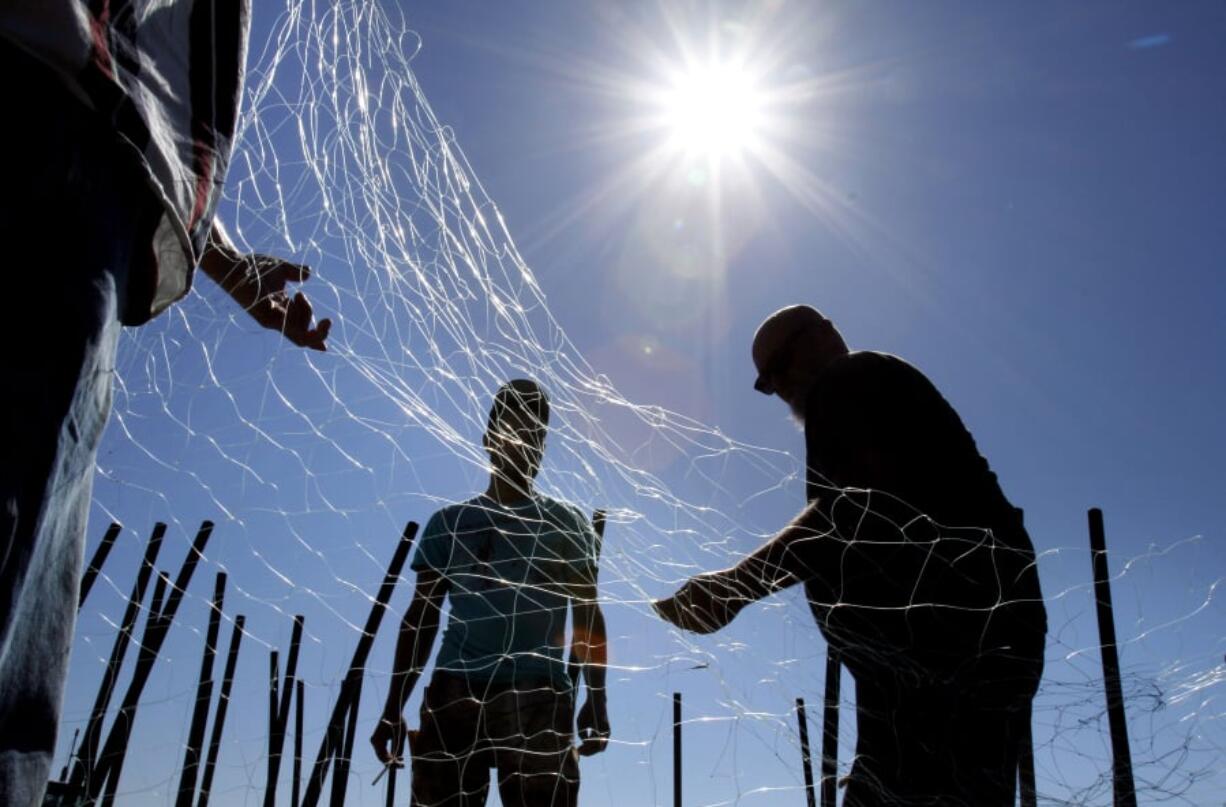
830 350 916 376
531 494 590 531
818 351 932 396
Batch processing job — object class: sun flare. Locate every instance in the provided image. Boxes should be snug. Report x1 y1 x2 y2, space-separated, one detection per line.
661 62 764 159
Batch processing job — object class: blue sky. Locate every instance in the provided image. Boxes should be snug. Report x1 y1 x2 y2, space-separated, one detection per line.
60 2 1223 805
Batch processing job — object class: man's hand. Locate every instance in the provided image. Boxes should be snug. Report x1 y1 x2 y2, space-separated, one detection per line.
652 571 752 635
575 693 610 756
200 224 331 350
369 714 408 768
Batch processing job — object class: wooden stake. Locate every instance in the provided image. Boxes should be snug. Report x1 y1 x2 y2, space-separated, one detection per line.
78 522 123 609
267 615 306 806
89 521 215 803
294 679 305 807
1088 508 1138 807
300 521 418 807
673 692 682 807
820 650 840 807
198 614 246 807
71 523 165 789
796 698 816 807
176 572 227 807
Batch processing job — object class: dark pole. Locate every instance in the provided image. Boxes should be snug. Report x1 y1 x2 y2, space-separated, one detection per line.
1088 508 1138 807
294 679 305 807
79 522 123 609
71 523 165 789
796 698 816 807
58 729 80 783
383 760 397 807
820 650 840 807
198 614 246 807
176 572 227 807
98 571 169 807
89 521 215 803
330 678 364 806
672 692 682 807
267 650 282 805
267 615 306 807
301 521 418 807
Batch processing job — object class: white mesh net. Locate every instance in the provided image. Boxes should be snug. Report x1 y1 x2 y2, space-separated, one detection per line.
57 3 1223 806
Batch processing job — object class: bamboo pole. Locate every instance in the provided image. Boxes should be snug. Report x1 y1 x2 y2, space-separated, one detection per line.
796 698 816 807
300 520 418 807
1088 508 1138 807
198 614 246 807
383 760 397 807
176 572 227 807
820 650 840 807
267 615 306 806
267 650 281 804
90 521 215 803
673 692 682 807
98 571 169 807
70 523 165 789
330 678 363 806
78 522 123 609
294 679 305 807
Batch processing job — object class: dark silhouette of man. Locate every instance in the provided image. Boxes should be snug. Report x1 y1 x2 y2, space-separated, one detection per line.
0 8 330 803
371 380 610 807
655 305 1046 806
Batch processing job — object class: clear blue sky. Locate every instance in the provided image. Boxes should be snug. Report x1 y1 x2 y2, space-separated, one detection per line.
60 2 1223 805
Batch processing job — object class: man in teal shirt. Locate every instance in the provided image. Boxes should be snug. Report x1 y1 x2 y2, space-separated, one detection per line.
371 380 609 806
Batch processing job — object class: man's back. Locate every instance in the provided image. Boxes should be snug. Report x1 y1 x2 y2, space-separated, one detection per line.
799 351 1046 805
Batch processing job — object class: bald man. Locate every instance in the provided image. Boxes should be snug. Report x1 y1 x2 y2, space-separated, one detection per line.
655 305 1046 806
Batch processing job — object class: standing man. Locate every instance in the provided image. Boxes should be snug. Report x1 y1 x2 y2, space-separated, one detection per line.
655 305 1046 806
371 380 610 807
0 5 330 803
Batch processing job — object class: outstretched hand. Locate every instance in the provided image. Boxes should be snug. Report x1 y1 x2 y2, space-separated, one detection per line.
200 223 331 350
652 571 751 635
369 715 408 768
207 251 332 350
575 695 610 756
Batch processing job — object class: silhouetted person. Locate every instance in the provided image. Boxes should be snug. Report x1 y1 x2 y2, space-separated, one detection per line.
0 8 330 803
655 305 1046 806
371 380 610 807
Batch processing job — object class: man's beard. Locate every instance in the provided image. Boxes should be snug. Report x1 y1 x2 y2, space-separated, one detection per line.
789 399 806 428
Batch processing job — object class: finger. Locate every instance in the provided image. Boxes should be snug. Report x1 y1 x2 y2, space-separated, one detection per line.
310 317 332 351
282 293 322 349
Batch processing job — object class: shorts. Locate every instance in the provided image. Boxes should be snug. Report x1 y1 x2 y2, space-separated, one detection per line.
411 673 579 807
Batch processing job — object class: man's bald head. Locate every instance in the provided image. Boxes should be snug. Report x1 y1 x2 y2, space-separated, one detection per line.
751 305 848 417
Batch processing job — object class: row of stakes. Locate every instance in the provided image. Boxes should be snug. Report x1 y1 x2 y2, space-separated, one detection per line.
47 509 1136 807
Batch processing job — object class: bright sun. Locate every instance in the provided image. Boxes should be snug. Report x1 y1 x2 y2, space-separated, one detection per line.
662 63 764 159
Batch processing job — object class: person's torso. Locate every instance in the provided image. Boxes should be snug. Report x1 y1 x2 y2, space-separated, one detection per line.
421 496 594 685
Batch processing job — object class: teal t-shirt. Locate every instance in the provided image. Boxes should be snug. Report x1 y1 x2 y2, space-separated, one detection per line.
412 494 599 687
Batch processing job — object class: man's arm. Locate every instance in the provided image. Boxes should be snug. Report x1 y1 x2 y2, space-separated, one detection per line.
653 500 832 634
370 569 447 765
199 220 331 350
572 589 610 756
